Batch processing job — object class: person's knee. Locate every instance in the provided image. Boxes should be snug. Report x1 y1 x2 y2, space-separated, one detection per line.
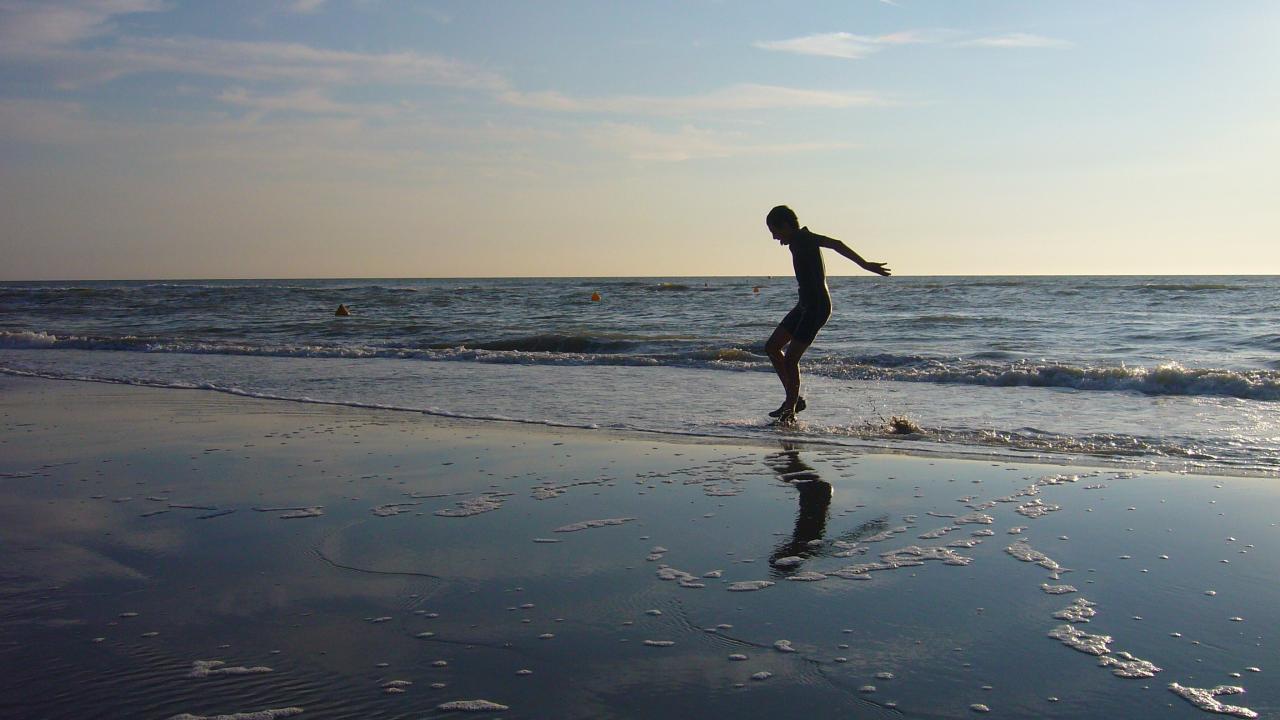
785 339 812 363
765 337 786 358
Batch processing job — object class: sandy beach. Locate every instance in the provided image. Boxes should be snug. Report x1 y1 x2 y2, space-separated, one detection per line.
1 375 1275 719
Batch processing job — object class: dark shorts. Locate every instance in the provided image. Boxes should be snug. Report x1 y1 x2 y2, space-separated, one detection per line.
780 300 831 346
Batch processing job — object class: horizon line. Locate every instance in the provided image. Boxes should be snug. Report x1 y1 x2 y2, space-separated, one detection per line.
2 272 1278 283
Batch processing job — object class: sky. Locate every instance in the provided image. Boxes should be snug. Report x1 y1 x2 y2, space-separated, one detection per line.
1 0 1277 279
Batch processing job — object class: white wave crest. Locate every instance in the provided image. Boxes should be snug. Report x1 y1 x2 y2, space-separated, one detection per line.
4 330 1277 401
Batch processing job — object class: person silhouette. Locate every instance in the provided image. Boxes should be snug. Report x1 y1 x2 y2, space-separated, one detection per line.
764 205 891 422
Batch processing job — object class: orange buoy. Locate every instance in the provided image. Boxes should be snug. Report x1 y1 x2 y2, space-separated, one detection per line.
334 304 350 316
590 292 601 302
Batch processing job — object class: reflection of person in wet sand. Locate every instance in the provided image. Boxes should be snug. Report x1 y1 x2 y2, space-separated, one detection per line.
766 444 896 574
766 446 832 569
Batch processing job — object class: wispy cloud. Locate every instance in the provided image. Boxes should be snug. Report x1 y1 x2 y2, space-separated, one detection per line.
115 36 509 89
587 123 857 162
289 0 326 14
0 0 166 53
2 34 508 91
958 33 1072 49
0 93 560 184
0 1 506 91
0 3 877 172
756 28 1071 59
216 87 400 120
501 83 890 115
754 31 942 60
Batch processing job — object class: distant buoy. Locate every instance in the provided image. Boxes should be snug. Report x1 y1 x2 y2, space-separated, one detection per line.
753 286 760 293
335 304 350 316
590 292 601 302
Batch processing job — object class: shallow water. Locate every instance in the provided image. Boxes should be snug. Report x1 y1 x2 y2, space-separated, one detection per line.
2 275 1279 475
1 378 1275 718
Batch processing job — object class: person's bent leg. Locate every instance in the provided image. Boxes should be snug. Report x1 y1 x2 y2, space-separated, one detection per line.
766 325 793 395
766 325 802 416
780 302 827 417
782 337 813 411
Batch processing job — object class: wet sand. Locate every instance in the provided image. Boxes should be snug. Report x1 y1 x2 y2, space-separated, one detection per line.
0 376 1275 719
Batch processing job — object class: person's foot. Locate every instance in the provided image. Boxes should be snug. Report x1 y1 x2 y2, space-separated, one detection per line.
768 397 806 418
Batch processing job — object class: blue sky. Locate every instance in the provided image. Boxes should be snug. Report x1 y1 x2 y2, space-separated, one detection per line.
1 0 1276 279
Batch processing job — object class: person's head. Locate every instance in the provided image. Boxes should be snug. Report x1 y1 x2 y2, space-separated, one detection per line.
766 205 800 244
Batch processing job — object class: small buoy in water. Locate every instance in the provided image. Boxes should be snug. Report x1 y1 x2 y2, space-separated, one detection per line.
753 286 760 293
590 292 601 302
335 304 350 316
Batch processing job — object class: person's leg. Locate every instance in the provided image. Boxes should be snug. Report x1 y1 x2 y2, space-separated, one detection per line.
769 304 820 418
765 324 795 403
776 301 828 418
781 337 814 412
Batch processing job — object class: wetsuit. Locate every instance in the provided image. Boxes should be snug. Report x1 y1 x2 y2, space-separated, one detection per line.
779 227 832 345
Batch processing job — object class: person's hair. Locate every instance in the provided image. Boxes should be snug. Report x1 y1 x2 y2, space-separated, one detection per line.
766 205 799 230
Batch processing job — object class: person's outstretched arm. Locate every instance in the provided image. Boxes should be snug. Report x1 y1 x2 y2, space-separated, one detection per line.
814 234 892 276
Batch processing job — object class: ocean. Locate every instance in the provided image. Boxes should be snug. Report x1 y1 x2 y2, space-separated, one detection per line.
2 276 1278 475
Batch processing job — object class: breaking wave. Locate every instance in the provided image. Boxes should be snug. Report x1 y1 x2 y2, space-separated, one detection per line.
3 330 1278 401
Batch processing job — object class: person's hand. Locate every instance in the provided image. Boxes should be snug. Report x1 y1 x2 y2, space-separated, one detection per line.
864 261 891 276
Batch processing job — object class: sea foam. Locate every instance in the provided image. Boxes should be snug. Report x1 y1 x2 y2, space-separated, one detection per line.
188 660 273 678
437 700 510 712
553 517 635 532
1168 684 1258 719
168 708 302 720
